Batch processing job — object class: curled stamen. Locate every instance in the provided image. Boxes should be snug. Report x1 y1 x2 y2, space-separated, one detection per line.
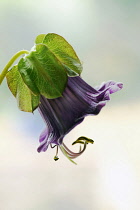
54 146 59 161
59 145 77 164
58 136 94 164
50 144 57 149
79 145 82 152
72 136 94 145
52 136 94 164
62 142 87 158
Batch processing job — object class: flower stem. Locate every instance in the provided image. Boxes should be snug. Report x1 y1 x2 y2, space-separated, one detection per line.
0 50 29 84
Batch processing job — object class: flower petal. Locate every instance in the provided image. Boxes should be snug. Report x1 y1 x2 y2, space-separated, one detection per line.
37 76 123 152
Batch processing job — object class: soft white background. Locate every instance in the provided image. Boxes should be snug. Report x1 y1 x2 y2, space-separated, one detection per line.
0 0 140 209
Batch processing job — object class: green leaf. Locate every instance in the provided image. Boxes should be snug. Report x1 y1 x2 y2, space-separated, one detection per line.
35 34 46 45
6 65 40 112
35 33 82 76
18 44 67 99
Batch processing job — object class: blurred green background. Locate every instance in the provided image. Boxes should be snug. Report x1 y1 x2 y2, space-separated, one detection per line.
0 0 140 210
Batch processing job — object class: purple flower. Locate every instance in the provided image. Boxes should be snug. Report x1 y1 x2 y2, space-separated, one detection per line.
38 76 123 163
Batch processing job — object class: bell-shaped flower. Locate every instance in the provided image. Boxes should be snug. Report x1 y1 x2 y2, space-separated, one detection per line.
37 76 123 163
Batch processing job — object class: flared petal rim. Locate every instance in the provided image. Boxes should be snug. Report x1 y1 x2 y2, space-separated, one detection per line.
37 76 123 152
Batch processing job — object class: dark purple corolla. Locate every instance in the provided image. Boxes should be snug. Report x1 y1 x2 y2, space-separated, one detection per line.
38 76 123 163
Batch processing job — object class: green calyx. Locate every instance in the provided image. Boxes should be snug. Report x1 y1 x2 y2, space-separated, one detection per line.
0 33 83 112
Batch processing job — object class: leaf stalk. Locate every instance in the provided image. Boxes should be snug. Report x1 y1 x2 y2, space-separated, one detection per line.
0 50 29 84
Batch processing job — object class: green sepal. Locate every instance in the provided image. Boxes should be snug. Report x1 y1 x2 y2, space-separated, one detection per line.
35 33 83 76
18 44 68 99
6 65 40 112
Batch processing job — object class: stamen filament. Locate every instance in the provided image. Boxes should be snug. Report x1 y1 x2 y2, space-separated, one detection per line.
53 136 94 164
59 145 77 165
62 142 87 158
56 146 58 156
54 146 59 161
50 144 57 148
